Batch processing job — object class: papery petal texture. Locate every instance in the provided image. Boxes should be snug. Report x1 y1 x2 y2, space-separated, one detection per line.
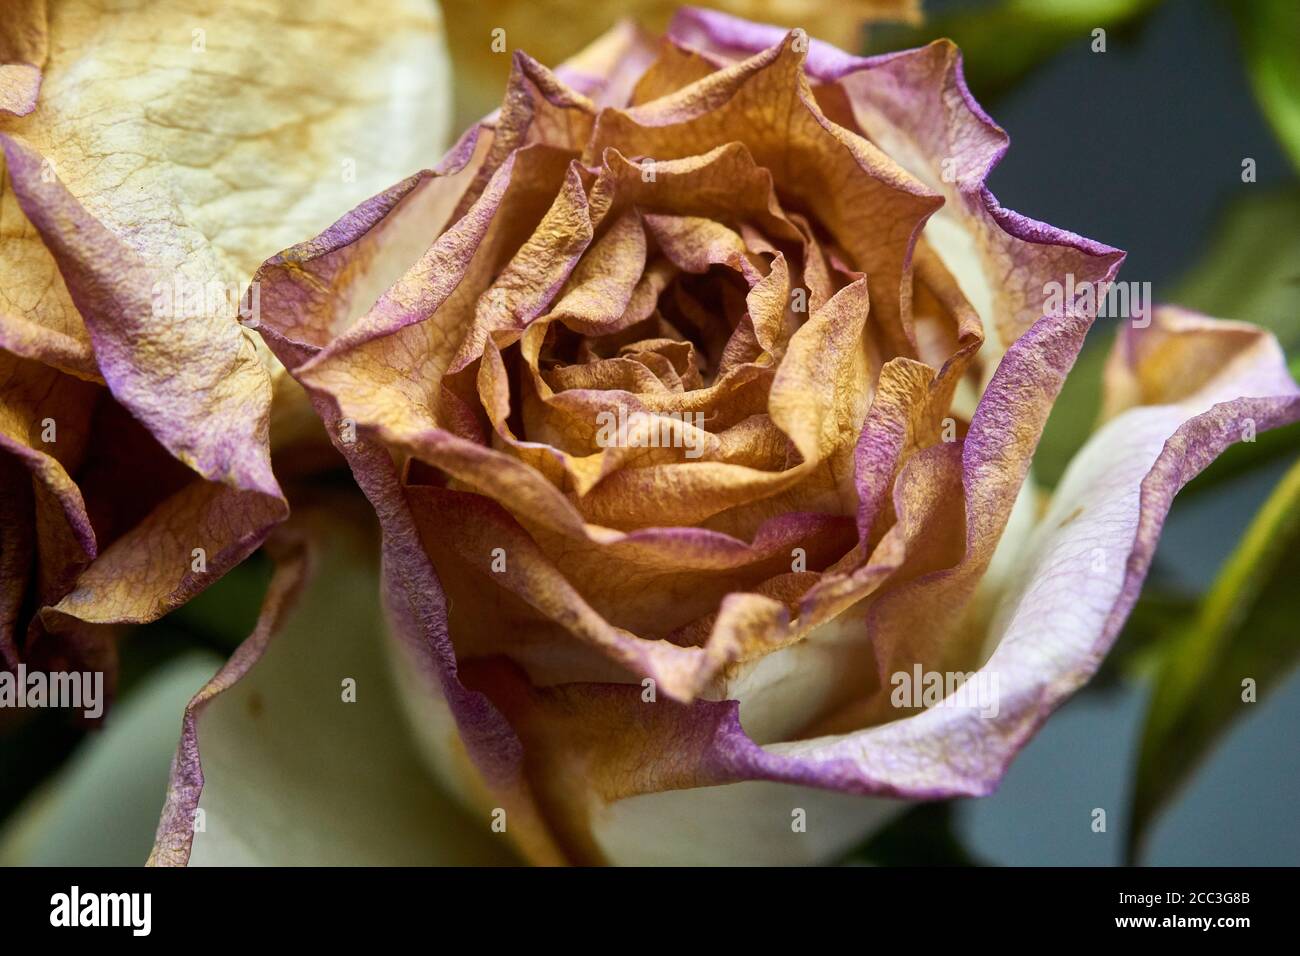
0 0 451 677
242 7 1299 865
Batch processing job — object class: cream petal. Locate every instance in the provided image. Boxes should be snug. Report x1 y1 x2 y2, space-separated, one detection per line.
150 504 518 866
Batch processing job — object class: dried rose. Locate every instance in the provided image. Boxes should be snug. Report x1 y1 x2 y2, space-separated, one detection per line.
0 0 449 680
150 8 1300 865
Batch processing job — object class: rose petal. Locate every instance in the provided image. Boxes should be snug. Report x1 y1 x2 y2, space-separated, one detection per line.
1 0 452 662
0 135 279 497
0 0 45 117
0 351 96 667
150 503 518 866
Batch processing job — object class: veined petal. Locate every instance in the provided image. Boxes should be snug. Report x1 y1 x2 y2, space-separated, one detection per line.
424 307 1300 863
1 0 452 665
0 135 278 496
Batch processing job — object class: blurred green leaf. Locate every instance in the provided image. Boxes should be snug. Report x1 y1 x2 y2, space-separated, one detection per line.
1127 455 1300 861
1172 188 1300 349
867 0 1162 99
841 801 983 865
166 549 272 651
1231 0 1300 174
1089 587 1198 689
1172 186 1300 496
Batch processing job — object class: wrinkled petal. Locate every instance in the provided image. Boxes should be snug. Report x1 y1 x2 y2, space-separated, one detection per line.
444 0 920 126
1 0 452 670
0 135 278 496
243 10 1292 868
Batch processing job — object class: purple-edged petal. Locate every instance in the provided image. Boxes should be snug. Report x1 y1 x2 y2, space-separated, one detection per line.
435 308 1299 863
444 0 919 126
0 135 278 497
668 8 1126 355
1 0 453 667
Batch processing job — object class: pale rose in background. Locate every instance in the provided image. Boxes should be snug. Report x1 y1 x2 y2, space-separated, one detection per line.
0 0 449 693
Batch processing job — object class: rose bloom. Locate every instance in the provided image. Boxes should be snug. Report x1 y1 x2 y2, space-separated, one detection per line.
144 8 1300 866
0 2 444 692
10 5 1292 867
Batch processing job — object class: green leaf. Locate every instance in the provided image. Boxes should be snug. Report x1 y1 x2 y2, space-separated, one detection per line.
1172 186 1300 497
1127 455 1300 861
166 550 273 651
1231 0 1300 174
1172 188 1300 349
